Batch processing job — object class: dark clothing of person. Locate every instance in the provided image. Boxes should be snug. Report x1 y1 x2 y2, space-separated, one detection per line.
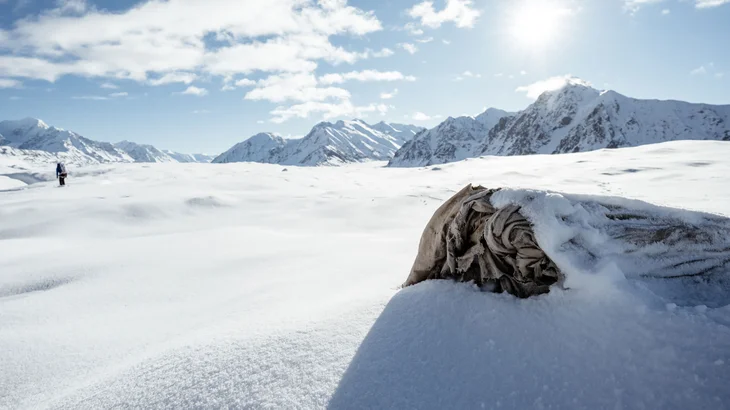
56 163 67 186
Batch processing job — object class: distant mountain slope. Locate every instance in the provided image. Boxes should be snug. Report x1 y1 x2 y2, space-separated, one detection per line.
389 83 730 167
213 120 425 166
114 141 176 163
0 118 133 166
481 83 730 156
0 118 215 166
388 108 514 167
212 133 288 164
369 121 425 144
164 151 215 163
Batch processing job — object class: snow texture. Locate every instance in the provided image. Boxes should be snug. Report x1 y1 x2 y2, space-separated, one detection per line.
2 140 730 409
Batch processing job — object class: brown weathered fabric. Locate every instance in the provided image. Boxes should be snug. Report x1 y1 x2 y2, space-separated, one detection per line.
403 184 562 298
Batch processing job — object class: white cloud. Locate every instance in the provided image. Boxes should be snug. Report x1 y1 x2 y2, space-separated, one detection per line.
241 69 414 123
661 8 671 14
0 0 382 84
9 96 22 100
149 72 197 86
179 86 208 96
408 0 480 29
411 111 441 121
520 70 527 75
442 39 451 45
380 88 398 99
235 78 257 87
72 95 109 100
269 101 390 124
256 120 265 124
244 73 349 103
319 70 416 85
454 70 481 81
415 37 434 43
56 0 88 14
696 0 730 7
691 66 708 76
0 78 22 88
368 48 395 58
100 82 118 89
623 0 665 14
192 109 211 114
403 22 425 36
494 73 504 78
515 75 592 99
109 92 128 97
398 43 418 54
690 63 725 78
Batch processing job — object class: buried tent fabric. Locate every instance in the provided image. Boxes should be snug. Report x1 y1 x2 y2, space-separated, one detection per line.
404 185 730 303
403 184 561 297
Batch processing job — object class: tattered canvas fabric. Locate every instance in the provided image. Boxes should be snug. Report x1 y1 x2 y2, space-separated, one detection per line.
404 185 561 298
405 184 730 304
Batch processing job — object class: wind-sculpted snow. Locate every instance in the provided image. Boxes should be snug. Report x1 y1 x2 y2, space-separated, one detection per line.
1 140 730 409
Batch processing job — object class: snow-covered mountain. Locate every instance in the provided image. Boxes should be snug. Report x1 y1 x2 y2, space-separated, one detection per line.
212 133 288 164
0 118 133 166
390 84 730 167
213 120 425 166
164 151 215 163
481 83 730 156
0 118 215 166
369 121 425 144
388 108 514 167
114 141 177 163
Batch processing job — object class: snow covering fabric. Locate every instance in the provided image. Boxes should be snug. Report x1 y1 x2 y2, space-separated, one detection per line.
404 184 561 297
406 184 730 301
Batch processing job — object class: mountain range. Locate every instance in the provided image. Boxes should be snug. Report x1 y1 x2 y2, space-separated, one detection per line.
0 118 214 166
4 82 730 169
212 120 424 166
389 82 730 167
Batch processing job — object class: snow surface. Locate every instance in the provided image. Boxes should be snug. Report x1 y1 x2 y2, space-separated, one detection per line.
2 140 730 409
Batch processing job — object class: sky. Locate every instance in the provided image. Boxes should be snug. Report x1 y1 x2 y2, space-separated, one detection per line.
1 0 729 154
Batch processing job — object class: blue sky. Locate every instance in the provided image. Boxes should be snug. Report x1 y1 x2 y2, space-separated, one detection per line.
1 0 729 154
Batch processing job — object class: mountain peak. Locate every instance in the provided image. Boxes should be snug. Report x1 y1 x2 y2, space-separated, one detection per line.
1 117 50 130
535 78 597 100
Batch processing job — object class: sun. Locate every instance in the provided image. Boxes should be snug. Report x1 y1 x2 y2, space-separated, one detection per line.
508 1 571 49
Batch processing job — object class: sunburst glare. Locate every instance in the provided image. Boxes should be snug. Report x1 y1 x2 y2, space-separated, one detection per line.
508 0 574 49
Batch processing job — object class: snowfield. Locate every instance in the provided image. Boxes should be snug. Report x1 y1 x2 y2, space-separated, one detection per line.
2 141 730 409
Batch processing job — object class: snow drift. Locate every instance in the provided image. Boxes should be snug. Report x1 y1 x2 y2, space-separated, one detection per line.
2 140 730 409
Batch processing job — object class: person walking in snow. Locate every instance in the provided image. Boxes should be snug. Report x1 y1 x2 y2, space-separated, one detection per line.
56 162 67 186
